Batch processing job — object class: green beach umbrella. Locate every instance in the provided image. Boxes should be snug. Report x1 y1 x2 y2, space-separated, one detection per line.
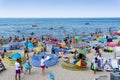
78 49 88 55
74 36 80 39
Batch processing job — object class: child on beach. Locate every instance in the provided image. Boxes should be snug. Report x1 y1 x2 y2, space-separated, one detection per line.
24 57 32 74
15 59 22 80
40 56 50 76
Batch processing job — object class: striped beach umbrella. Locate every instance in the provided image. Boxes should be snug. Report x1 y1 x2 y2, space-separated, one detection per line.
75 59 86 67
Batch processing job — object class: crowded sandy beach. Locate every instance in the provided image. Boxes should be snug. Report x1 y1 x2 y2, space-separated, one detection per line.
0 31 120 80
0 0 120 80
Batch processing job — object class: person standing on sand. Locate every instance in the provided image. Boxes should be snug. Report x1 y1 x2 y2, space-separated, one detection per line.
24 57 32 74
40 56 50 76
91 57 98 74
24 46 29 57
15 59 21 80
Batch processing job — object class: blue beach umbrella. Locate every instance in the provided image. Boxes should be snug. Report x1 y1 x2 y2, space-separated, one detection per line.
11 53 21 60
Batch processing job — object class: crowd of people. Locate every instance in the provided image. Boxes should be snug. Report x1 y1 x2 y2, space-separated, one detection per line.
0 32 119 80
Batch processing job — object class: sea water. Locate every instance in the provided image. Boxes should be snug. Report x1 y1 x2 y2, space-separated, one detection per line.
0 18 120 39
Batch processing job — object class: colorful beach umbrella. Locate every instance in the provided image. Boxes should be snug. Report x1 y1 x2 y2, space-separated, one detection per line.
78 49 88 55
75 59 86 67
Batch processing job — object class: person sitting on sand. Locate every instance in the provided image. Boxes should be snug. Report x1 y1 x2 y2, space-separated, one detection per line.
73 49 78 59
102 60 112 70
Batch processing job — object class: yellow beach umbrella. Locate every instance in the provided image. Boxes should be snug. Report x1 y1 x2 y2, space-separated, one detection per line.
117 30 120 33
98 36 102 39
34 47 42 52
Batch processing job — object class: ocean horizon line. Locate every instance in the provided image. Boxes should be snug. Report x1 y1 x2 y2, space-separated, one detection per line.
0 17 120 19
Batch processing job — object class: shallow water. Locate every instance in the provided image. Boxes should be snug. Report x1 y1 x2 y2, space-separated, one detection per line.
0 18 120 39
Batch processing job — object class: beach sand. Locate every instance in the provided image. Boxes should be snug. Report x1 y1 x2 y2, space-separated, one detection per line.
0 48 114 80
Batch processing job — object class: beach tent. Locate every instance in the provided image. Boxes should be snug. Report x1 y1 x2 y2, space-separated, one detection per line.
46 44 53 52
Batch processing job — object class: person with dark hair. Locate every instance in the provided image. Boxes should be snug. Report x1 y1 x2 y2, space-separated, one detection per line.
22 35 25 41
78 53 86 60
15 59 21 80
92 57 98 74
40 56 50 76
73 49 78 59
95 46 100 54
24 46 29 57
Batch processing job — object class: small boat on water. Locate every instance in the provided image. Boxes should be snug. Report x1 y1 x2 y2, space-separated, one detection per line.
85 22 89 25
30 32 34 35
49 27 54 30
32 24 37 27
16 30 20 33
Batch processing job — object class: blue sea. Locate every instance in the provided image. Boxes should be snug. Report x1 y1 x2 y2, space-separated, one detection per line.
0 18 120 39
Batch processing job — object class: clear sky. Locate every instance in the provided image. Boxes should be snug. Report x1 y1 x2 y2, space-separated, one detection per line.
0 0 120 18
